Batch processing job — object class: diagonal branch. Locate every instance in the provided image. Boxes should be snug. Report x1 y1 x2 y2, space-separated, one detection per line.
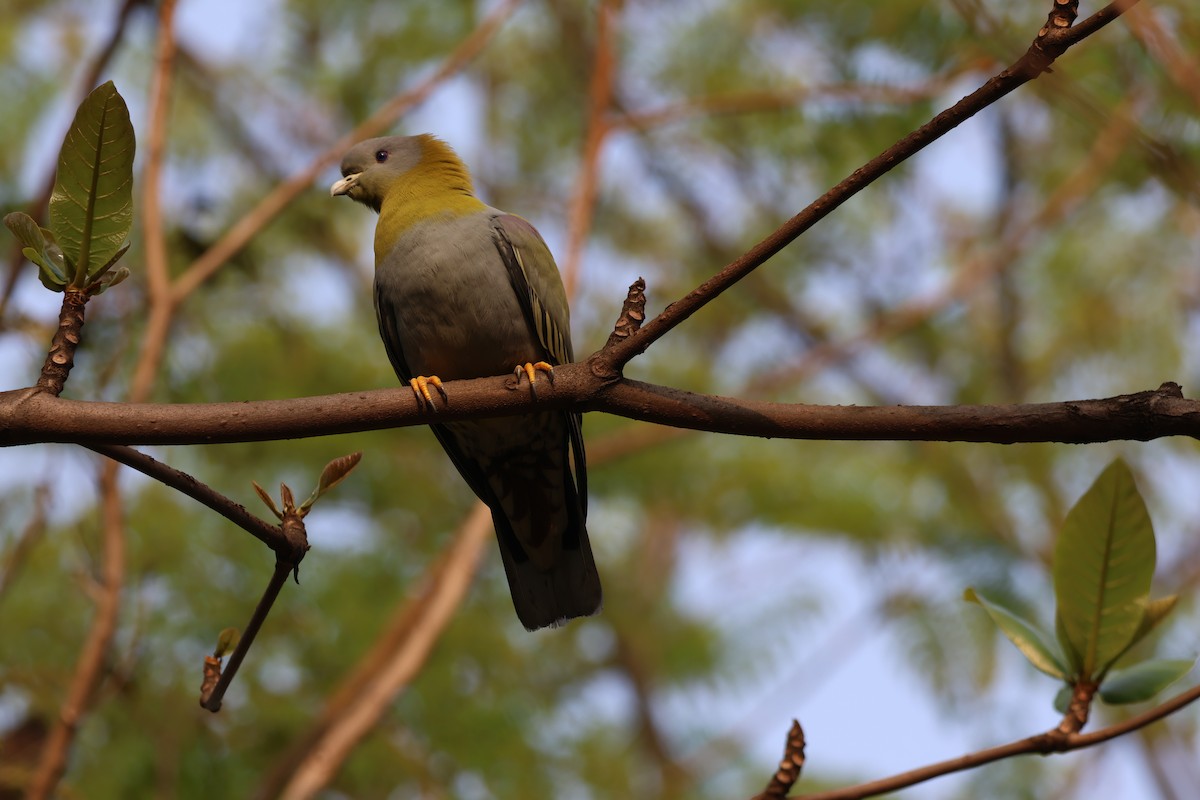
87 444 285 552
593 0 1144 374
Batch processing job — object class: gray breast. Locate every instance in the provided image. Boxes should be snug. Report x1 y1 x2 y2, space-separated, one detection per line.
375 212 536 380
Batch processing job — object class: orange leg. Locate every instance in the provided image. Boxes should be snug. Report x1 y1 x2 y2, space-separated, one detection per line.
409 375 447 408
513 361 555 398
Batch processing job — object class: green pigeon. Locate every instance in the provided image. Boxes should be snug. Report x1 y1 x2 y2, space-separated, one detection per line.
331 134 601 630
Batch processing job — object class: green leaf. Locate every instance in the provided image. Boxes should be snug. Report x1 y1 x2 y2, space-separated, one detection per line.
214 627 241 658
48 80 135 285
964 588 1066 679
1053 685 1073 714
1053 459 1156 680
5 211 69 289
5 211 46 255
1109 594 1180 668
1099 658 1195 705
1128 595 1179 649
1056 610 1083 676
90 266 130 295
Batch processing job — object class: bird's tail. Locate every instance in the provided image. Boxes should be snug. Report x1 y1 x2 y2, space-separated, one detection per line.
492 473 601 630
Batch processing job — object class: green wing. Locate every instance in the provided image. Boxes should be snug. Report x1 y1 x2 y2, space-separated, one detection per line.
491 213 587 512
491 214 573 365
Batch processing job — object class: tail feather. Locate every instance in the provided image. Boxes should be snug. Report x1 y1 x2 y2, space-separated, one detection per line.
435 414 601 629
496 521 602 630
491 475 601 630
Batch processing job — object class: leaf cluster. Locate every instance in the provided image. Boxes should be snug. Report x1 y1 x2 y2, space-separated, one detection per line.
968 459 1193 712
4 81 134 295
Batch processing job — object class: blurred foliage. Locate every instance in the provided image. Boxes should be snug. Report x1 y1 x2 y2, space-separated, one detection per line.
1 0 1199 798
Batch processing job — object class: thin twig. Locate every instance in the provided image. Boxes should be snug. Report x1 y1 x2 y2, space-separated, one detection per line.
789 680 1200 800
199 555 297 712
594 0 1144 374
86 444 284 551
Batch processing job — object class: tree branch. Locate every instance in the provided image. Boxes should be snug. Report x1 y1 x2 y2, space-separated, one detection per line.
787 679 1200 800
86 444 286 552
592 0 1144 375
199 555 298 713
2 375 1197 447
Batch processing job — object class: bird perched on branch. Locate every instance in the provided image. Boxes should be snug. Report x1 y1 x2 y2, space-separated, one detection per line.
331 134 601 630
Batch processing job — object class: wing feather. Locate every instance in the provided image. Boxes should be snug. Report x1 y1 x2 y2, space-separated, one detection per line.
491 214 587 512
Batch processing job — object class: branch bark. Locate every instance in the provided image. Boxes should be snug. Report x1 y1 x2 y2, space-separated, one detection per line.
2 376 1197 447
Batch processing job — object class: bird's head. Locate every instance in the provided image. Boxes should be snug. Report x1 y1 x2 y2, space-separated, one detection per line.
330 136 426 212
330 135 473 214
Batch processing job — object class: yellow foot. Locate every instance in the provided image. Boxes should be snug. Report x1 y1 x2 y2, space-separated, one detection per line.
513 361 554 398
409 375 446 409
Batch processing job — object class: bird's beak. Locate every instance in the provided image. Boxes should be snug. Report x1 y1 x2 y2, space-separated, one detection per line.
330 173 360 198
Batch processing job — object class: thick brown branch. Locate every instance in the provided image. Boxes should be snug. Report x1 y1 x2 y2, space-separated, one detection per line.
594 0 1142 373
2 375 1197 447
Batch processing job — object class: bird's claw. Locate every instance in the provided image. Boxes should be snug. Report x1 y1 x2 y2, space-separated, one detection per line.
513 361 554 399
409 375 447 409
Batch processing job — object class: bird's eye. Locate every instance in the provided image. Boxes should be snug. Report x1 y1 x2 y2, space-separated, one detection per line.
375 150 389 163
